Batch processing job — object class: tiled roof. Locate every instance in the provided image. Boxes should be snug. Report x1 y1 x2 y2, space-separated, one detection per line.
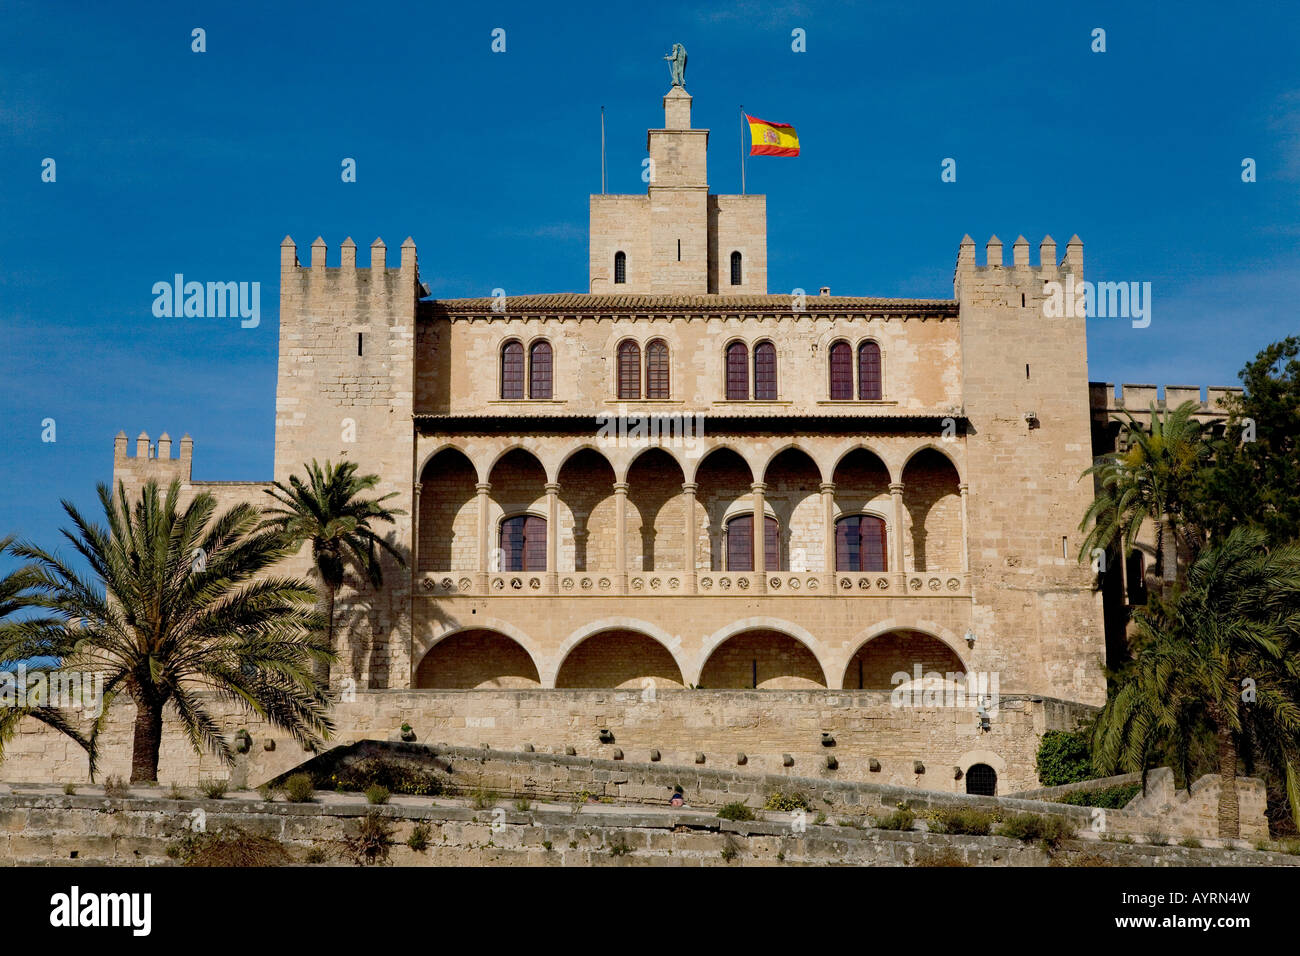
423 293 958 315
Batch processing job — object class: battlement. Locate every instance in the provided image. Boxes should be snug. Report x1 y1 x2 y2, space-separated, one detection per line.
112 430 193 483
279 235 420 300
953 234 1082 296
1089 383 1243 417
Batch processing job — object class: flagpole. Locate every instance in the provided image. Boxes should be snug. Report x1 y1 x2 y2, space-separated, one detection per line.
740 105 746 195
601 106 606 195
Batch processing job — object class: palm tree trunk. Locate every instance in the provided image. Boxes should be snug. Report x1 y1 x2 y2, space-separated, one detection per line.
1159 515 1177 591
1216 720 1241 839
314 586 335 687
129 694 163 784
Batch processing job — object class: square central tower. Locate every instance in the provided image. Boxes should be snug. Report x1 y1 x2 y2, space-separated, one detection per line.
589 87 767 294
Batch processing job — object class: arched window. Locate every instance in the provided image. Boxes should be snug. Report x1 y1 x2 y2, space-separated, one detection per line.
730 251 742 286
500 340 524 399
829 340 853 400
725 514 779 572
753 341 777 400
614 251 626 284
500 515 546 571
965 763 998 796
835 515 888 572
858 341 882 400
528 340 552 399
646 339 670 399
725 341 749 400
617 340 641 399
1126 551 1147 605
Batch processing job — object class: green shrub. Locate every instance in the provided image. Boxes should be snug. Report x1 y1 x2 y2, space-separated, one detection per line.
63 783 76 796
102 776 128 799
764 790 810 812
927 806 997 835
996 813 1076 848
1146 831 1169 846
199 778 228 800
304 847 328 864
1036 730 1095 786
345 811 394 865
513 797 532 812
717 801 755 821
608 838 633 857
873 808 916 831
471 788 497 810
1179 837 1202 849
315 758 447 797
1057 783 1141 809
407 822 431 852
284 773 315 803
366 784 390 805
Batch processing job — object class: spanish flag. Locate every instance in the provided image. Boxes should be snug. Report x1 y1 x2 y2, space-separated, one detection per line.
746 114 799 157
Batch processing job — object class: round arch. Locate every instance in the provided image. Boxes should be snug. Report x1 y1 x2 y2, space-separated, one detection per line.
838 620 969 690
414 628 541 688
692 617 832 688
412 618 543 682
552 623 686 689
548 617 686 688
698 627 828 689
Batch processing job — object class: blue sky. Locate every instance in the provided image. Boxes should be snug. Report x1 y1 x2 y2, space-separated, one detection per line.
2 0 1298 560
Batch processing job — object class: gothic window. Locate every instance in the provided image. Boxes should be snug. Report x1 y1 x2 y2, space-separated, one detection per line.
829 340 853 400
858 341 882 400
725 514 779 571
500 340 524 399
617 340 641 398
725 341 749 399
500 515 546 571
753 340 777 400
528 340 552 399
646 339 670 399
835 515 888 572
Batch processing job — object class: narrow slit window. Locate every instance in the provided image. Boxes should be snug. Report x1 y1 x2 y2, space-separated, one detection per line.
357 332 363 356
614 251 626 284
730 251 743 286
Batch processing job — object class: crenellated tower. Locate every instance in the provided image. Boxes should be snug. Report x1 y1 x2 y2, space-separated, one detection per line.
954 234 1106 706
275 235 421 687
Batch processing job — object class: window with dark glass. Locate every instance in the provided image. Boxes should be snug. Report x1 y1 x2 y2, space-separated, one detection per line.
528 341 552 399
614 251 626 284
858 341 882 400
646 339 669 399
500 515 547 571
725 341 749 400
500 340 524 399
730 251 742 286
753 341 777 400
618 340 641 399
829 340 853 400
725 514 780 572
835 515 888 572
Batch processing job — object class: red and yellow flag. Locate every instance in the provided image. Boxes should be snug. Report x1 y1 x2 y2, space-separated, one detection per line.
746 115 799 156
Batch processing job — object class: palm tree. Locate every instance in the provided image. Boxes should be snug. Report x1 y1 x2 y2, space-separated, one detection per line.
259 460 405 684
1080 400 1209 596
1091 527 1300 838
0 535 96 773
1 481 333 783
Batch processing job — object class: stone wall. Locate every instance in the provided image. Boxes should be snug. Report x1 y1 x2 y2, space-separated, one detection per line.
0 689 1094 795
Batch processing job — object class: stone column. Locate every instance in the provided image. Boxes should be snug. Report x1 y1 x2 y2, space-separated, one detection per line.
752 481 767 593
821 481 836 593
476 481 492 591
411 482 422 587
890 481 906 589
682 482 698 594
958 482 970 574
545 481 560 593
614 481 629 593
